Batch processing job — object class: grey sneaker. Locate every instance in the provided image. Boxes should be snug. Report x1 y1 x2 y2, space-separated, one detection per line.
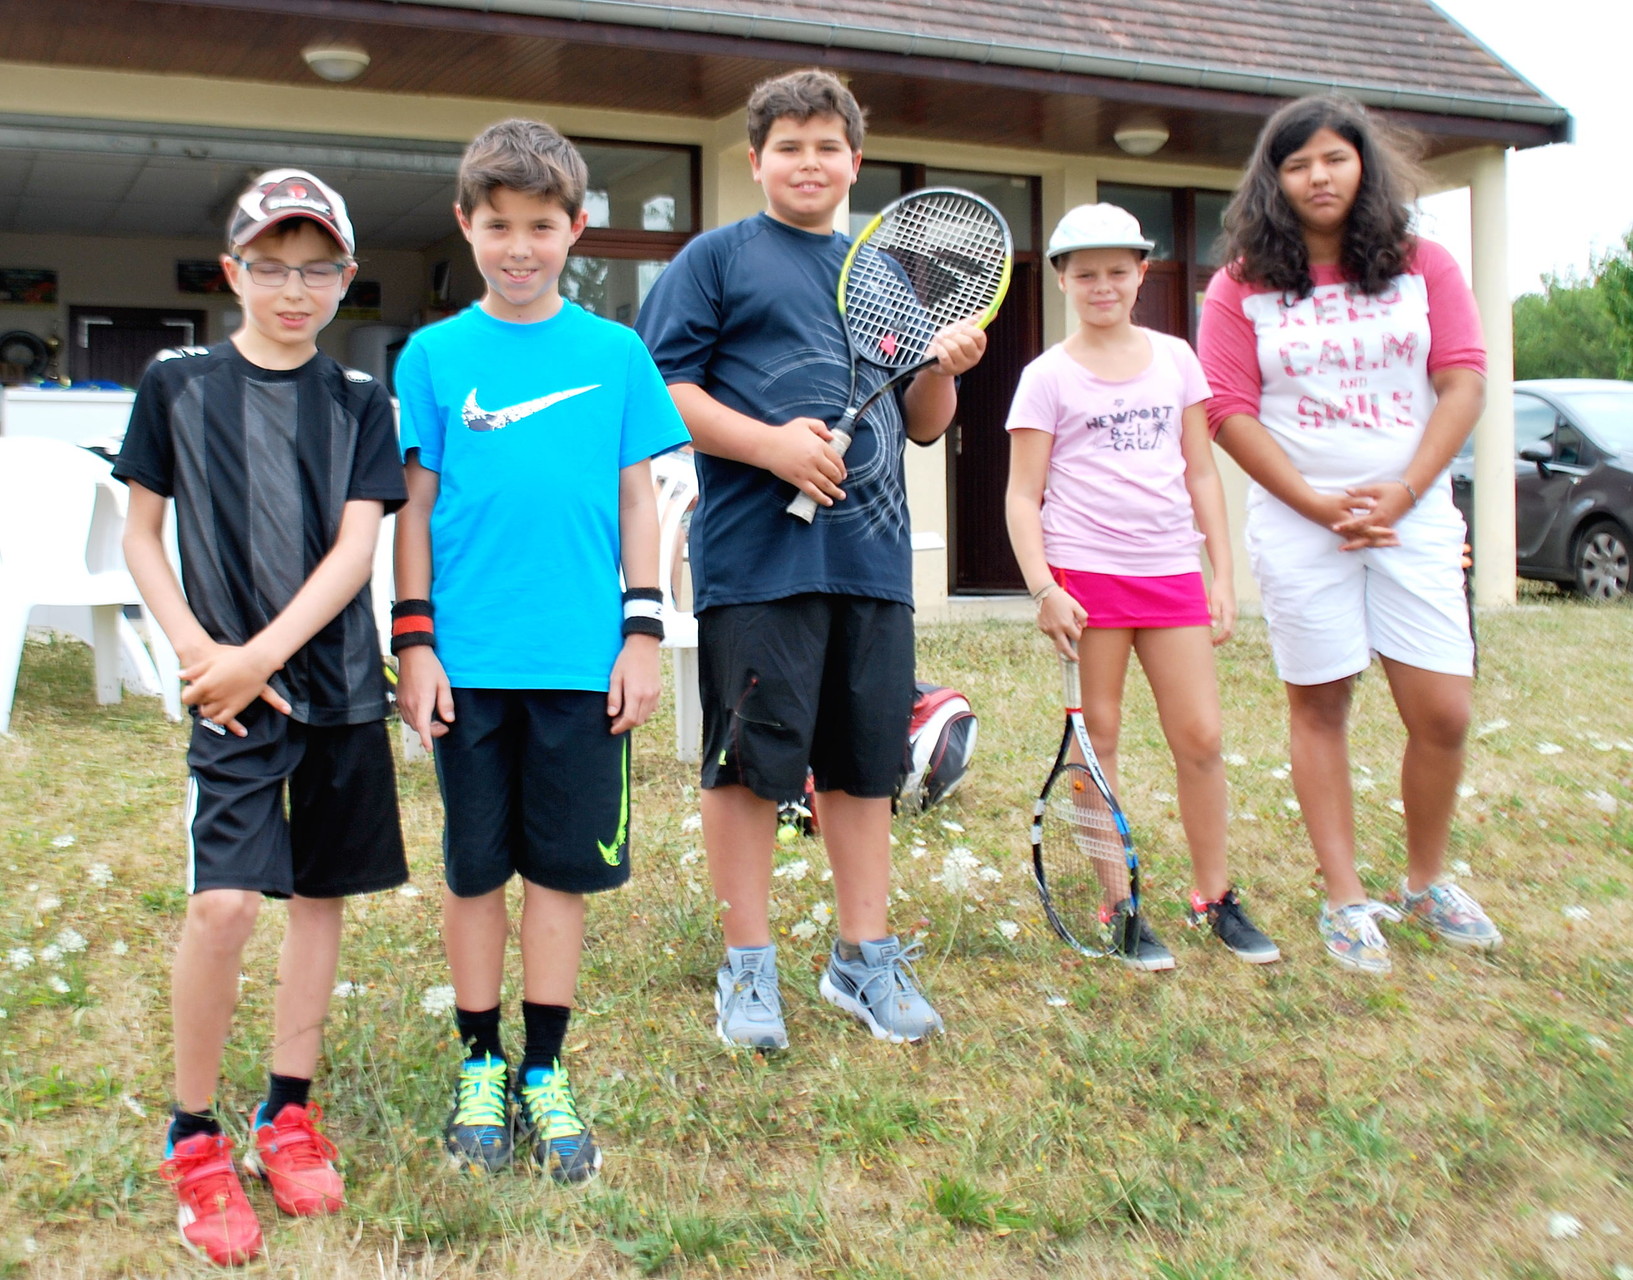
819 936 944 1043
715 945 789 1052
444 1054 513 1172
1102 899 1175 972
1400 878 1503 951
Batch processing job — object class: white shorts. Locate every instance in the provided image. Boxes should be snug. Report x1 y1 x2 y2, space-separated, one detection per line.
1245 488 1475 685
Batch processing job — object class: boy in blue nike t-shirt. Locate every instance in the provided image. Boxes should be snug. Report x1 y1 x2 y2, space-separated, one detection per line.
394 118 688 1182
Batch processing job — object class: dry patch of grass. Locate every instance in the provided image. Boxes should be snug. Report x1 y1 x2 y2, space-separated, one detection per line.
1 602 1630 1279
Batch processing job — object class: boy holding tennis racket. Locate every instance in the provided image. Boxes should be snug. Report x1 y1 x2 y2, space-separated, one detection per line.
117 170 408 1265
393 119 688 1180
636 69 987 1049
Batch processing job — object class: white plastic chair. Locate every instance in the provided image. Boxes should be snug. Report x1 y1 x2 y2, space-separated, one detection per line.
0 437 182 734
651 449 701 762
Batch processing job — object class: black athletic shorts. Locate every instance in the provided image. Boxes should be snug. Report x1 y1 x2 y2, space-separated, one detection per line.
434 688 632 898
698 594 915 801
184 700 407 899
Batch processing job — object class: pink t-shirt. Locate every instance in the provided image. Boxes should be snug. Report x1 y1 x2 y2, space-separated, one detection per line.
1198 238 1485 492
1005 330 1212 576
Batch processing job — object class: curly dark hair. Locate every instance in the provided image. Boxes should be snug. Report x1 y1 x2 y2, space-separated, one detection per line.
1222 95 1426 299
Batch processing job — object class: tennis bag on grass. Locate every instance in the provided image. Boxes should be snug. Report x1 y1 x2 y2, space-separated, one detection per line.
897 682 978 814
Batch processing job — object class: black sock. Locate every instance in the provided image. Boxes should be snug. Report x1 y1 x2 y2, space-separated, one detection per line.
455 1005 504 1062
836 939 863 962
263 1072 311 1120
168 1106 221 1146
519 1002 571 1078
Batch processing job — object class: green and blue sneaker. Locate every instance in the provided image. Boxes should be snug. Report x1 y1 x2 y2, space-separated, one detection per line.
1400 878 1503 951
1319 900 1403 974
516 1061 602 1184
444 1054 512 1173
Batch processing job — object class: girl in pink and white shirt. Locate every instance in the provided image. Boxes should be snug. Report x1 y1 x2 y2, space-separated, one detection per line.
1197 94 1503 974
1006 203 1280 973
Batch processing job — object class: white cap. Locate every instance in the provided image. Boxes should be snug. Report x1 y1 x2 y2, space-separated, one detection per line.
1046 203 1155 262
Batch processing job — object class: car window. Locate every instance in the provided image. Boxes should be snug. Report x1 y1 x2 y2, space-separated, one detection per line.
1553 387 1633 451
1513 395 1556 457
1554 424 1586 466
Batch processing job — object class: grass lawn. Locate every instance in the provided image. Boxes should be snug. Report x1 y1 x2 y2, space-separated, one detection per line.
1 596 1630 1279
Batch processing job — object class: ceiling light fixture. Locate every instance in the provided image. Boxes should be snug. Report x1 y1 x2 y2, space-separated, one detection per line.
302 43 371 83
1113 122 1170 157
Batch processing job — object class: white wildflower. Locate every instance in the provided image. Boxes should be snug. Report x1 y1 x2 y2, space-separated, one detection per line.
977 865 1002 882
396 884 423 898
1547 1213 1584 1240
1536 742 1564 756
420 985 457 1016
50 834 75 849
35 894 60 913
0 1008 7 1019
995 920 1020 942
1153 791 1175 803
810 901 833 925
332 981 361 998
936 846 982 894
1451 860 1472 877
1387 798 1406 814
86 863 113 887
1356 764 1373 775
55 928 86 954
1354 777 1376 791
894 886 911 900
1457 784 1477 799
1591 740 1614 752
1238 811 1259 822
684 878 701 894
1474 719 1509 738
1269 766 1290 780
910 843 928 860
47 975 71 994
40 945 63 966
1585 789 1618 814
679 848 701 866
680 813 703 833
940 820 965 833
1562 905 1591 921
790 919 818 941
1045 995 1068 1008
1283 798 1301 812
888 833 899 846
1223 753 1246 767
110 939 129 957
820 867 833 881
772 859 810 882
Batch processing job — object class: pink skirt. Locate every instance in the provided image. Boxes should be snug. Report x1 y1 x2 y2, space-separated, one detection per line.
1052 567 1210 629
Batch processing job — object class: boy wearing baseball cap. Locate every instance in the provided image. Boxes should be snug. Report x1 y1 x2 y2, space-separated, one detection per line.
115 168 408 1265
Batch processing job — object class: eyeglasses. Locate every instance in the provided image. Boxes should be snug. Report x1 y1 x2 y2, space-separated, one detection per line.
230 256 348 288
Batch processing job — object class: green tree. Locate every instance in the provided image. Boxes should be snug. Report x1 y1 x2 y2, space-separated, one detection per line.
1511 270 1620 380
1598 227 1633 379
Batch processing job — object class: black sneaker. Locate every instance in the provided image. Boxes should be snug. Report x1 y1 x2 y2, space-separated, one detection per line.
1100 899 1175 972
1189 888 1281 964
444 1054 513 1172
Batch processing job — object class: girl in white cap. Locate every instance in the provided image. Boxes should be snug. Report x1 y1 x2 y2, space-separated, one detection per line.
1006 202 1280 972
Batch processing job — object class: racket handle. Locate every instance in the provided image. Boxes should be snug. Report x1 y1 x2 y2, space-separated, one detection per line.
785 429 855 523
1059 654 1081 708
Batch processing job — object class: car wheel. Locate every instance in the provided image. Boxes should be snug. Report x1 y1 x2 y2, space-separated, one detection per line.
1572 521 1631 600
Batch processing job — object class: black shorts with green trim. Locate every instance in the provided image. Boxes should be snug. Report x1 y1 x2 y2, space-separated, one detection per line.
698 594 915 801
184 701 407 899
434 688 632 898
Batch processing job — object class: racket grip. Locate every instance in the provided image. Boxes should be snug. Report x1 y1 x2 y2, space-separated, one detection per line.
785 429 855 523
1059 654 1081 708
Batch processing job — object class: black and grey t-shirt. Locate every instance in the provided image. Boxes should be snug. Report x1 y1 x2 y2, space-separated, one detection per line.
114 342 407 726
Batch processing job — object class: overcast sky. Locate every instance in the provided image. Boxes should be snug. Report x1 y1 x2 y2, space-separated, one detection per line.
1415 0 1631 296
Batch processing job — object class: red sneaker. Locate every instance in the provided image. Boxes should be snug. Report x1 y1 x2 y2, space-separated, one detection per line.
243 1102 344 1216
159 1132 264 1266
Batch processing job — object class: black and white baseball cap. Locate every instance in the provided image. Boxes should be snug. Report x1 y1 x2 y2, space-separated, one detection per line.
228 169 355 256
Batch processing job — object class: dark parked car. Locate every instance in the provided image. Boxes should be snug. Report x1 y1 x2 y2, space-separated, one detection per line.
1450 379 1633 600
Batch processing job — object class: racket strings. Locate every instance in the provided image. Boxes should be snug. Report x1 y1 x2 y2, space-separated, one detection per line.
841 194 1008 369
1042 769 1132 922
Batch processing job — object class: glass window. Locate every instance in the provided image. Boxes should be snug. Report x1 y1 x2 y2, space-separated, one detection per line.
1513 395 1557 456
1194 190 1231 266
1552 424 1585 467
560 256 671 326
577 143 694 233
851 163 906 236
925 168 1035 251
1555 387 1633 450
1096 184 1174 260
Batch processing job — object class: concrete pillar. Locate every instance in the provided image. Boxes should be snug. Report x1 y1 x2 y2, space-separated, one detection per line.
1468 146 1517 607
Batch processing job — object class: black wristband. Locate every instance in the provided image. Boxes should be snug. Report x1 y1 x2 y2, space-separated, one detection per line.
390 598 435 655
622 615 664 640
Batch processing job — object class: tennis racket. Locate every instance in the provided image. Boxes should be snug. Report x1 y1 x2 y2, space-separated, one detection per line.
786 187 1013 522
1030 655 1142 958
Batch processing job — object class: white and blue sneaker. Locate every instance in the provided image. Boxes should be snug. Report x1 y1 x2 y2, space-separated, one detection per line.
819 936 944 1043
715 944 789 1052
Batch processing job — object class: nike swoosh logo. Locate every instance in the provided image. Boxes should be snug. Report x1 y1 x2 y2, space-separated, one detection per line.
461 384 600 432
598 737 630 866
